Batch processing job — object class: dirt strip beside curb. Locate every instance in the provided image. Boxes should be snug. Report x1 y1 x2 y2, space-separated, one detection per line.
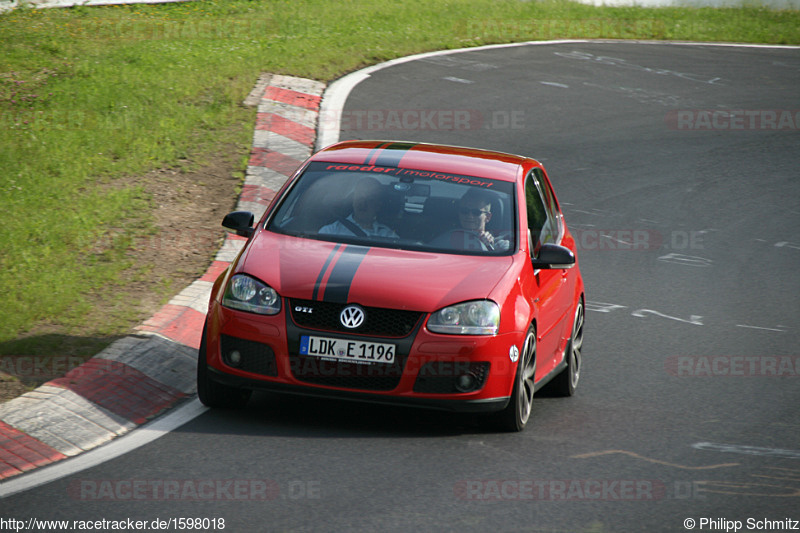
0 74 325 481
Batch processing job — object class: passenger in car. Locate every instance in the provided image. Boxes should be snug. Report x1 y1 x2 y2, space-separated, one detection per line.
319 177 399 238
456 189 510 251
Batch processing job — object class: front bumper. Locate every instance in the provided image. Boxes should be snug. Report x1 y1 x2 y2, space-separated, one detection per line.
207 366 510 413
203 301 522 413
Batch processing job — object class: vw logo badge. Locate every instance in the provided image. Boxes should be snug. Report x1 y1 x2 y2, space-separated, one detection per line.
340 305 365 329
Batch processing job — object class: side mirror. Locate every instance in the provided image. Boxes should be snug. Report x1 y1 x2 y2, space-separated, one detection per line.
531 243 575 269
222 211 255 238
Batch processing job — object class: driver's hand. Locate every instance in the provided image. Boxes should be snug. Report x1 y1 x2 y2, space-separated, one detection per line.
479 231 495 248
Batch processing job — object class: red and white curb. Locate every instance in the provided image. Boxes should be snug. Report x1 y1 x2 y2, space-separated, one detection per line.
0 74 325 481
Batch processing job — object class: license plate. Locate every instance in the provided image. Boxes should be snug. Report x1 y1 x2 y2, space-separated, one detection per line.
299 336 396 364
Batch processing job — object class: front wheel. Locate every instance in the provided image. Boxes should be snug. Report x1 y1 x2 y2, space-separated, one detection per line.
197 324 252 409
493 326 536 432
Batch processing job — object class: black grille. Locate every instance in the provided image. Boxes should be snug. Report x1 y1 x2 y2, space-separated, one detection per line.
290 299 422 337
220 335 278 377
413 362 490 394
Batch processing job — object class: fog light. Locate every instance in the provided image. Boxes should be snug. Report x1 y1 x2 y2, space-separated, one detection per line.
455 372 477 392
228 350 242 367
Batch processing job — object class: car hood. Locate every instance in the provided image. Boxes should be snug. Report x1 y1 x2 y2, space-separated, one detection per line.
238 232 517 312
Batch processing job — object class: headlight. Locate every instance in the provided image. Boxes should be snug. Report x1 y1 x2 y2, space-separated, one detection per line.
222 274 281 315
427 300 499 335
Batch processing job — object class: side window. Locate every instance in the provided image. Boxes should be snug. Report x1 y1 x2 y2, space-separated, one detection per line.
534 168 562 237
525 169 558 250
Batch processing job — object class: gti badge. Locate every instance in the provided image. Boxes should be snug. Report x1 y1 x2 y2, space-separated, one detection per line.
340 305 366 329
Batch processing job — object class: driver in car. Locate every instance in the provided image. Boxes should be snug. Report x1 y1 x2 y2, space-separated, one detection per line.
319 177 398 238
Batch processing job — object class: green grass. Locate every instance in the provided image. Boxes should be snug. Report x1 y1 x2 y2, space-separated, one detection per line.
1 0 798 348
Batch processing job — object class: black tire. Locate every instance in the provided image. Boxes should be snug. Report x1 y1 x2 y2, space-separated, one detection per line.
197 325 252 409
549 299 584 397
494 326 536 432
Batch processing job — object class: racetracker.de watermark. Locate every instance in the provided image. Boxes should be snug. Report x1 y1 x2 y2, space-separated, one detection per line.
665 356 800 377
462 18 667 40
88 228 226 255
666 110 800 131
68 479 321 501
0 356 137 381
454 479 668 501
319 109 525 132
46 17 278 41
3 109 133 132
571 228 705 252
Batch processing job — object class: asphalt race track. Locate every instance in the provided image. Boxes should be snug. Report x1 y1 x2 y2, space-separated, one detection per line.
3 41 799 532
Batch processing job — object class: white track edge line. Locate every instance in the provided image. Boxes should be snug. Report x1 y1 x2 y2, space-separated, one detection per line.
0 399 207 499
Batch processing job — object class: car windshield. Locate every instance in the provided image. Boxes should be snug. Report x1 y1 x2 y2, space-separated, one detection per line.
268 161 516 255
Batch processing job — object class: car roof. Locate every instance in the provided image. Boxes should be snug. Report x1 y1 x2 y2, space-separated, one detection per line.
310 141 534 183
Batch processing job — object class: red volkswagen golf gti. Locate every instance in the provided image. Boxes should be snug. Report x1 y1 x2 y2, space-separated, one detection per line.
198 141 585 431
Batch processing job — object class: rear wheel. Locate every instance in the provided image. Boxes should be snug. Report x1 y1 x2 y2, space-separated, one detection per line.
494 326 536 432
197 325 252 409
550 299 584 397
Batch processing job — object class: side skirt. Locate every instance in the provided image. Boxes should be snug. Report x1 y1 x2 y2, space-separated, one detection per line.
533 359 568 393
